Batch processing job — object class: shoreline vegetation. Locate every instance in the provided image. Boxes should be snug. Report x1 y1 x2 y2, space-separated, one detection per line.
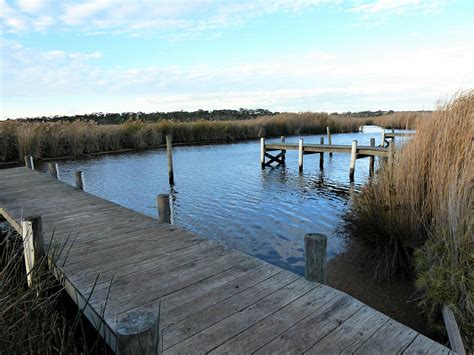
345 91 473 351
0 111 420 162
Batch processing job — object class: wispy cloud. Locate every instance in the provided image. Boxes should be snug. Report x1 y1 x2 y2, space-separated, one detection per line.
350 0 443 17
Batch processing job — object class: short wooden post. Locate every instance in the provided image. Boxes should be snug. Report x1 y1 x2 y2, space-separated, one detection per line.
166 135 174 185
157 194 171 224
260 138 266 169
349 140 357 181
75 171 84 190
47 162 59 179
21 216 44 287
442 305 466 355
116 311 159 355
369 138 375 177
304 233 327 284
319 137 324 169
24 155 34 170
280 136 286 164
298 139 304 172
381 130 386 147
388 141 395 167
326 127 332 157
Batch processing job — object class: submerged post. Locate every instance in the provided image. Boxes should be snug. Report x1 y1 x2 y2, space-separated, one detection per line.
48 162 59 179
298 139 304 172
75 171 84 190
116 311 160 355
260 138 266 169
349 140 357 181
166 135 174 186
442 305 466 355
157 194 171 224
21 216 44 287
369 138 375 177
304 233 327 284
326 127 332 157
280 136 286 164
24 155 34 170
319 137 324 169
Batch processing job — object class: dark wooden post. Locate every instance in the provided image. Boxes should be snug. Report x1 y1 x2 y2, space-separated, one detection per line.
326 127 332 157
260 138 266 169
369 138 375 177
157 194 171 224
48 162 59 179
304 233 327 284
166 135 174 185
349 140 357 181
75 171 84 190
319 137 324 169
298 139 304 172
280 136 286 164
21 216 44 286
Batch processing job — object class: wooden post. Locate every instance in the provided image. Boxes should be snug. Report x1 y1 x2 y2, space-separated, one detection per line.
326 127 332 157
280 136 286 164
48 162 59 179
349 140 357 181
24 155 34 170
381 130 386 147
75 171 84 190
319 137 324 169
157 194 171 224
298 139 304 172
21 216 44 287
304 233 327 284
260 138 266 169
388 141 395 167
442 305 466 355
369 138 375 177
116 311 159 355
166 135 174 185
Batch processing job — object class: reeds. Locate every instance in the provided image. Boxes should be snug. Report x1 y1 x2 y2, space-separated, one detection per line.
345 91 473 349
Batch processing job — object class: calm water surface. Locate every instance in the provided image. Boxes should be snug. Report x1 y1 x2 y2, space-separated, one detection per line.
39 126 404 275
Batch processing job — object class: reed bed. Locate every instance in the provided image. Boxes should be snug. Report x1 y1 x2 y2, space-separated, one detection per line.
345 91 473 350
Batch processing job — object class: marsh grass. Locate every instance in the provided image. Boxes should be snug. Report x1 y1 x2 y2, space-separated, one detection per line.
345 92 473 350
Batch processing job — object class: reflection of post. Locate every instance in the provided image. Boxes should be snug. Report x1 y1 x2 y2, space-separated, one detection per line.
369 138 375 177
157 194 171 224
260 138 266 169
349 140 357 181
319 137 324 170
280 136 286 164
326 127 332 157
166 135 174 186
304 233 327 284
298 139 304 172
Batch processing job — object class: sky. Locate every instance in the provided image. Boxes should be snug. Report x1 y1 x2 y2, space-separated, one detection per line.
0 0 473 119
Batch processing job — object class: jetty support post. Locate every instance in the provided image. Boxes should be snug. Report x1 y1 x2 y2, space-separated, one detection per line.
319 137 324 169
349 140 357 181
48 162 59 179
298 139 304 172
326 127 332 157
116 311 160 355
157 194 171 224
166 135 174 186
442 305 466 355
75 171 84 190
304 233 327 284
388 141 395 167
381 130 386 147
260 138 266 169
21 216 44 287
280 136 286 164
369 138 375 177
24 155 35 170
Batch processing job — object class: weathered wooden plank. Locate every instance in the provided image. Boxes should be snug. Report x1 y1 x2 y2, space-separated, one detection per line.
403 333 452 354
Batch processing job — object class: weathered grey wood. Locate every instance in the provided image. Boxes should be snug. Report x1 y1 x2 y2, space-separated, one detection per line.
166 135 174 185
24 155 34 170
369 137 375 177
389 140 395 167
319 137 324 169
116 311 159 355
157 194 171 224
326 126 332 157
349 140 357 181
304 233 327 284
21 215 44 286
442 305 466 354
298 138 304 172
75 171 84 190
48 162 59 179
265 142 389 157
382 129 386 147
280 136 286 164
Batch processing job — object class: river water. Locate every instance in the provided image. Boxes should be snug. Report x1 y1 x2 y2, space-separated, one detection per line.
39 126 400 275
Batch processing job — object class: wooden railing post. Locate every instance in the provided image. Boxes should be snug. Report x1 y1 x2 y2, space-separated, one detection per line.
319 137 324 169
21 216 44 287
349 140 357 181
75 171 84 190
48 162 59 179
298 139 304 172
304 233 327 284
442 305 466 355
369 138 375 177
280 136 286 164
326 127 332 157
260 138 266 169
166 135 174 186
116 311 160 355
157 194 171 224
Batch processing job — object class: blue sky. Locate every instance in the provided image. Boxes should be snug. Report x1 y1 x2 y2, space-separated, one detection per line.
1 0 472 119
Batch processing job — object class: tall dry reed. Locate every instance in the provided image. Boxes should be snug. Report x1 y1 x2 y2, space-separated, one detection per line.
345 92 473 349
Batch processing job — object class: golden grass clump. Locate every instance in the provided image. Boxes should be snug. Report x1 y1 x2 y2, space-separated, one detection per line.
345 91 473 349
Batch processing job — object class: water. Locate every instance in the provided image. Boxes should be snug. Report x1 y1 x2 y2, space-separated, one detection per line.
38 126 405 276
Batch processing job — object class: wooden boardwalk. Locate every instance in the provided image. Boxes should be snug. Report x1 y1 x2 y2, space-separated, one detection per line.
0 167 452 354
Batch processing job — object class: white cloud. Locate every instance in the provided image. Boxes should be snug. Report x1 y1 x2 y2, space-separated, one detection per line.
350 0 443 17
16 0 49 13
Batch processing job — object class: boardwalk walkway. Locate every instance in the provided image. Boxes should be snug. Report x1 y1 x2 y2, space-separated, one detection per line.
0 167 452 354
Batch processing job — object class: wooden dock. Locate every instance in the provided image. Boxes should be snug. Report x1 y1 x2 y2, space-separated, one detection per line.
0 167 451 354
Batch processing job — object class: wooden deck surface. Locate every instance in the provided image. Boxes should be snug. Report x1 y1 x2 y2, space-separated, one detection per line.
0 167 452 354
265 142 389 157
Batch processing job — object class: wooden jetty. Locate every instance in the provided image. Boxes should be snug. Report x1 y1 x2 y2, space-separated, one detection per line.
0 167 452 354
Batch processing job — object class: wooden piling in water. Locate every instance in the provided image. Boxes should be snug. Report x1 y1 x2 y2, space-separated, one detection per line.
260 138 266 169
381 130 386 147
304 233 327 284
369 138 375 177
24 155 34 170
298 139 304 172
21 216 44 287
326 127 332 157
166 135 174 185
319 137 324 169
75 171 84 190
48 162 59 179
349 140 357 181
157 194 171 224
280 136 286 164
